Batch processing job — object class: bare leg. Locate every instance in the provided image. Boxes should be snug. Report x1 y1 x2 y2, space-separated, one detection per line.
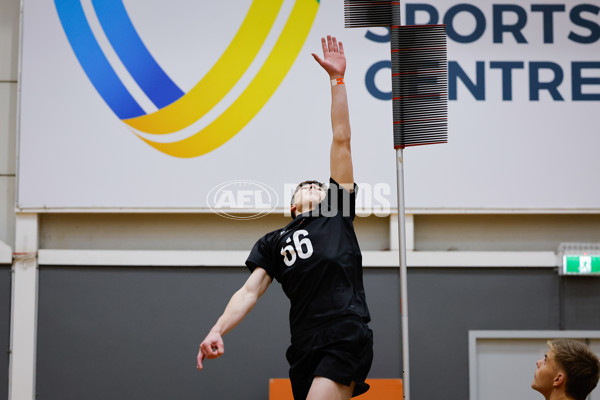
306 376 355 400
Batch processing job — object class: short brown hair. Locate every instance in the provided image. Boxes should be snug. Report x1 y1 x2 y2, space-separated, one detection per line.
548 339 600 400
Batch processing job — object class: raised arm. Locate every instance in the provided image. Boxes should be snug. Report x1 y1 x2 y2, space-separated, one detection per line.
197 267 272 369
312 35 354 191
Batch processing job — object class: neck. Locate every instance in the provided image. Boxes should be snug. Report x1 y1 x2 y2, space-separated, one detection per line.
297 202 318 216
545 391 573 400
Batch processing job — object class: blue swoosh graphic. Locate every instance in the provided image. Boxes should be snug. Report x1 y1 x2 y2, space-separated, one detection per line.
92 0 184 109
55 0 145 119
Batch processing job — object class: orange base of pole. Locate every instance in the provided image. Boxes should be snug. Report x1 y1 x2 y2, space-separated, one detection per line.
269 378 403 399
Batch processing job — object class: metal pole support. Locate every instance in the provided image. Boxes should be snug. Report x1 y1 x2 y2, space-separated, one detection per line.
395 149 410 400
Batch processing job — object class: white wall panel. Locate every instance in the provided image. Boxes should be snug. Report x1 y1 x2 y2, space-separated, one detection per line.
0 0 19 81
0 176 15 247
0 82 17 175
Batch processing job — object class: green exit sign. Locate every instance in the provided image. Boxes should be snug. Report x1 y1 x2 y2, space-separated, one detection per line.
563 255 600 275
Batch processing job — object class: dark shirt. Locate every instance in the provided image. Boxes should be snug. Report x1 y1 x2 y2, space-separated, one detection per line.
246 178 371 337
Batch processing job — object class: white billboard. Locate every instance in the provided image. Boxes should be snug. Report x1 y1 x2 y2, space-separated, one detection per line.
17 0 600 211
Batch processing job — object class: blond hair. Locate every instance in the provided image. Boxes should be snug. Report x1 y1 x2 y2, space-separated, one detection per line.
548 339 600 400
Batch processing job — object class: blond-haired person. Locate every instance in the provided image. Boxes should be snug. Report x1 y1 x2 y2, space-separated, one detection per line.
532 339 600 400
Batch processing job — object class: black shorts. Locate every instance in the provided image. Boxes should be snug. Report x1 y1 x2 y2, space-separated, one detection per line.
285 316 374 400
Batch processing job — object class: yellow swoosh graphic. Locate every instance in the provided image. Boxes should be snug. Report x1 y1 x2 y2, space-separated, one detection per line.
123 0 284 134
136 0 319 158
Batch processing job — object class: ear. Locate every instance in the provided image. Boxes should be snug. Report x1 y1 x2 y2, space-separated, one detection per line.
553 372 565 388
290 204 297 217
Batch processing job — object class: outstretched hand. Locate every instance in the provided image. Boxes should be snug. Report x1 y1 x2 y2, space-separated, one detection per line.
197 331 224 370
312 35 346 79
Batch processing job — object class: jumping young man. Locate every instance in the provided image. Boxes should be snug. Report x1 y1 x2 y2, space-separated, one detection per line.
532 338 599 400
197 35 373 400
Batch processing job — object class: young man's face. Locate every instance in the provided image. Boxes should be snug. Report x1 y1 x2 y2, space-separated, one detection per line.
291 183 326 215
531 350 562 397
296 183 326 203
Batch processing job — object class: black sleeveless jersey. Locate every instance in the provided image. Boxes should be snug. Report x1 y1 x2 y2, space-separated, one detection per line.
246 178 371 337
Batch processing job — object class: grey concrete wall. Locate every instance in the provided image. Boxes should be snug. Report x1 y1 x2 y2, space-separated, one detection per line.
36 266 600 400
409 268 559 400
409 269 600 400
561 275 600 330
36 267 400 400
0 266 11 400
